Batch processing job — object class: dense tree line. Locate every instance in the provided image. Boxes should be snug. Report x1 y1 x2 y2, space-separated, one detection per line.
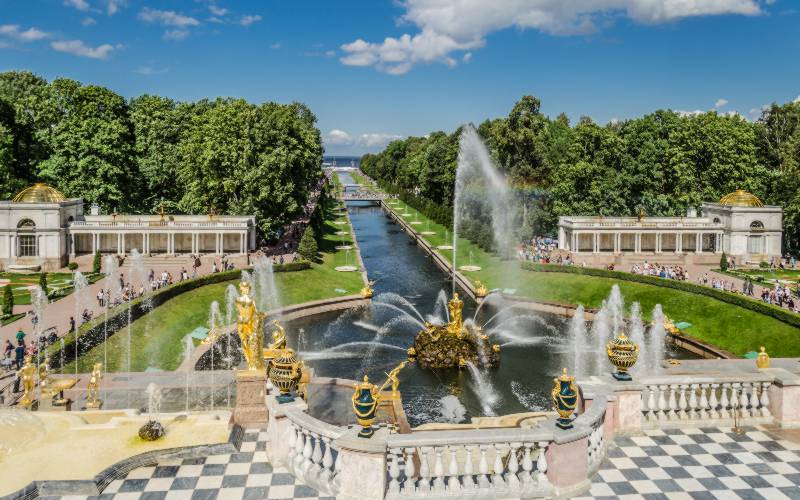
0 71 323 238
362 96 800 254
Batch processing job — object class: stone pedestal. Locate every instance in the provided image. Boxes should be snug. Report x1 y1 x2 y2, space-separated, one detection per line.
333 428 388 500
233 369 267 427
39 397 72 412
546 431 589 495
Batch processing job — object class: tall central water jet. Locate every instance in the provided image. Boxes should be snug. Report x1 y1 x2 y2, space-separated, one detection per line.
452 125 517 291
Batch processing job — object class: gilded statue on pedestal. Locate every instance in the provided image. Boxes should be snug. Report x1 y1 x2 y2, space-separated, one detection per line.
19 355 37 408
86 362 103 408
235 281 265 371
446 292 464 337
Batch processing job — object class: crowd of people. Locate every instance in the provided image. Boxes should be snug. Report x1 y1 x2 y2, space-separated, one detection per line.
516 237 560 263
630 262 689 281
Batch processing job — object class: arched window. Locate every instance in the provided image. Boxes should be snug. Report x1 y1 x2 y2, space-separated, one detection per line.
16 219 37 257
713 217 721 224
750 220 765 230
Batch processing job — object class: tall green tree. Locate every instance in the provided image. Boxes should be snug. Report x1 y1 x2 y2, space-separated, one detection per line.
37 79 136 211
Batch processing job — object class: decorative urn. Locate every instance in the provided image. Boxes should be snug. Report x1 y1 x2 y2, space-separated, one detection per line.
551 368 578 430
756 346 770 369
352 375 380 438
606 332 639 381
268 348 302 403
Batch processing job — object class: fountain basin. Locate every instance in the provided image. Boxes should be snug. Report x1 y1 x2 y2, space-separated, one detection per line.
0 409 230 496
459 265 482 272
437 245 454 250
410 221 423 225
334 245 354 250
420 231 436 235
335 231 350 236
335 266 358 272
334 221 347 225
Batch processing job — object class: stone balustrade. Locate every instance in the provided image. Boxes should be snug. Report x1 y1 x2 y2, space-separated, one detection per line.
639 373 774 427
285 410 345 497
384 427 554 499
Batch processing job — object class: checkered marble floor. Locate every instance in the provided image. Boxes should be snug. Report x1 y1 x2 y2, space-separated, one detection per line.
58 429 332 500
577 426 800 500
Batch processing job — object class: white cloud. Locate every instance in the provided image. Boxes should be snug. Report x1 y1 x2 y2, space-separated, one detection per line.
138 7 200 27
134 65 168 75
270 42 281 49
325 129 405 149
326 129 353 146
50 39 118 59
714 98 728 109
0 24 51 42
342 0 766 74
794 96 800 103
240 14 262 26
82 17 97 26
462 52 472 63
208 5 228 16
64 0 90 11
676 109 706 117
105 0 125 15
163 29 190 41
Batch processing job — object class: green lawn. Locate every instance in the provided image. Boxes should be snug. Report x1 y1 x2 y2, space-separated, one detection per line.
385 198 800 358
65 204 365 372
725 268 800 283
0 272 97 307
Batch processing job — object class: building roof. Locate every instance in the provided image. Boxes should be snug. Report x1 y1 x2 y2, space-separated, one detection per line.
12 183 67 203
718 189 764 208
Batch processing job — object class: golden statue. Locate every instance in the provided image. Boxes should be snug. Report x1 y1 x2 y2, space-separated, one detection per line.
380 361 407 399
38 356 51 397
447 292 464 337
360 281 375 299
269 320 287 350
756 346 770 369
19 355 37 408
235 281 266 371
86 362 103 408
474 280 489 298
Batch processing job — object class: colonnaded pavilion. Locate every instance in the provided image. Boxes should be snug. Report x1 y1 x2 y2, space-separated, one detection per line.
558 190 783 266
0 183 257 272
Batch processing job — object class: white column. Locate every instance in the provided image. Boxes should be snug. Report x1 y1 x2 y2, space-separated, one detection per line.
614 233 620 254
69 233 75 257
715 233 722 253
240 232 245 254
676 233 682 253
635 233 641 253
169 233 175 255
655 233 661 253
697 233 703 253
122 233 127 255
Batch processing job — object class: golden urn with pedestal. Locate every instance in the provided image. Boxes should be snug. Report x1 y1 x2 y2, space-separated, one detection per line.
268 348 303 403
607 332 639 381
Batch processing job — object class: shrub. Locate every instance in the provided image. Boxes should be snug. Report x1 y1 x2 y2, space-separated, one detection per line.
298 227 318 262
520 262 800 329
274 260 312 272
38 273 48 292
67 262 79 271
2 284 13 316
92 252 102 274
759 261 769 268
720 252 729 272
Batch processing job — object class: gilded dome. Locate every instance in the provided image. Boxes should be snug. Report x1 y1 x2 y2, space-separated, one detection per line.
12 183 67 203
718 189 764 208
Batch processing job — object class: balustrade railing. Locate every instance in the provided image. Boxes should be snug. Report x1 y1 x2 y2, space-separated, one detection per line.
640 374 773 427
385 428 553 499
286 411 345 496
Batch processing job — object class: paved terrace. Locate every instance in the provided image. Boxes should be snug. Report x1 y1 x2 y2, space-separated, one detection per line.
6 357 800 500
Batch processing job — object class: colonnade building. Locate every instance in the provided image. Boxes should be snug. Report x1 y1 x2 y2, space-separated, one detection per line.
557 190 783 265
1 183 256 272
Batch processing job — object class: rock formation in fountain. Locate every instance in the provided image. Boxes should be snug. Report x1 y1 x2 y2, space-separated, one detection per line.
138 383 165 441
411 292 499 369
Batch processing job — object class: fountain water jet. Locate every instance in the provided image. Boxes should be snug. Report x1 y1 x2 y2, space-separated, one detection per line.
568 305 586 377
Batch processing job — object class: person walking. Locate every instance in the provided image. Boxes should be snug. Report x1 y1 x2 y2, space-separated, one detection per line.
14 340 25 370
15 329 25 344
69 316 76 333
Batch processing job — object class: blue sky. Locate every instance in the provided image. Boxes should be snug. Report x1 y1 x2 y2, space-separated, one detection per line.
1 0 799 156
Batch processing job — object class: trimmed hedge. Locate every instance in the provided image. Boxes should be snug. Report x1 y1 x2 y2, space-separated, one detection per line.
45 269 243 370
520 262 800 329
274 260 312 272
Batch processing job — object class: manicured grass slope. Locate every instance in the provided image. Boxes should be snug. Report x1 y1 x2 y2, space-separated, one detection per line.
387 199 800 358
